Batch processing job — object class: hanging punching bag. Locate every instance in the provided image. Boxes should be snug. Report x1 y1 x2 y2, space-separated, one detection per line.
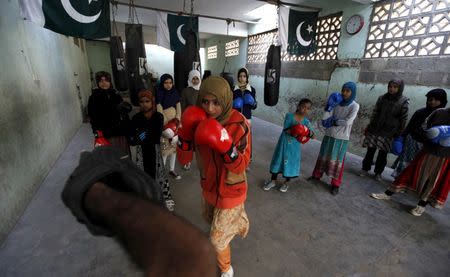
264 44 281 106
174 30 200 93
125 24 149 106
110 36 128 91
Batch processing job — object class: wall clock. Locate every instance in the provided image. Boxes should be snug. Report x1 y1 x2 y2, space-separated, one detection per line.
346 14 364 35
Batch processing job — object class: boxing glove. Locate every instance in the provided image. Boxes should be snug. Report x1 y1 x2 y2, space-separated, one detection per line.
195 118 238 162
233 97 243 109
291 124 311 144
322 116 336 128
94 131 111 147
391 136 404 155
439 136 450 147
177 106 207 165
243 93 256 106
325 92 343 112
426 125 450 144
162 119 178 139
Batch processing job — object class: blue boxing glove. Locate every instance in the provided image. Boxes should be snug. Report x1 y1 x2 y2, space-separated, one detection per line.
233 97 243 109
391 136 404 155
440 137 450 147
243 93 256 106
325 92 343 112
426 125 450 144
322 116 336 128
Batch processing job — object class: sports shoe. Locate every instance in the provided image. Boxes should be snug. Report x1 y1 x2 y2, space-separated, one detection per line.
169 171 181 180
165 199 175 212
409 205 425 216
262 180 276 191
221 265 234 277
370 192 391 200
374 174 383 182
279 183 289 193
359 170 369 177
330 186 339 195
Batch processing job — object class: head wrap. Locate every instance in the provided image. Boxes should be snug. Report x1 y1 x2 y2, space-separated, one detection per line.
237 67 249 88
340 81 357 106
386 79 405 100
188 70 201 90
156 74 180 110
197 76 233 125
95 71 112 88
426 88 447 108
138 89 156 115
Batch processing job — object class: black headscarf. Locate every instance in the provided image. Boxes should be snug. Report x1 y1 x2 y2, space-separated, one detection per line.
385 79 404 100
426 88 447 108
156 74 180 110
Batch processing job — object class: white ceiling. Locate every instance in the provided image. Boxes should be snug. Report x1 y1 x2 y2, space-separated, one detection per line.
111 0 367 36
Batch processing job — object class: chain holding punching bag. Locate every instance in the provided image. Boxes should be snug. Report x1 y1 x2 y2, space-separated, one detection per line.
264 44 281 106
173 29 200 93
125 23 149 106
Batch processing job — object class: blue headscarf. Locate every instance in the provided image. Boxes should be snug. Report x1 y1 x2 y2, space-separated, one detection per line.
340 81 357 106
156 74 180 109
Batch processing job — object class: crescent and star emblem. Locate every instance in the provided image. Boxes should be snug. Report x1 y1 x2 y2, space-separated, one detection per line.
61 0 102 24
296 21 314 47
177 24 186 45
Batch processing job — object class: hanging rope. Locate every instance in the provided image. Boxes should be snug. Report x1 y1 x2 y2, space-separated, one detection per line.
127 0 140 24
111 1 119 36
222 19 232 73
274 1 280 45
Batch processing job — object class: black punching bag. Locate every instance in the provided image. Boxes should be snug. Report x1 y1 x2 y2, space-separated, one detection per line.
264 44 281 106
110 36 128 91
174 30 200 93
125 24 148 106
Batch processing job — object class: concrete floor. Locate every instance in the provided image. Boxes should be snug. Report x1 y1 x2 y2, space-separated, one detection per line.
1 117 449 277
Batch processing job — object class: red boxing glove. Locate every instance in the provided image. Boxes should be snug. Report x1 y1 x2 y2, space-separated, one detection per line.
179 106 207 141
195 118 238 162
163 119 179 139
94 131 111 147
177 106 207 165
291 124 311 144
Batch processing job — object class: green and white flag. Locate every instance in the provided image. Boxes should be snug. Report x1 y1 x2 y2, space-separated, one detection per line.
279 6 318 56
156 12 198 52
19 0 110 39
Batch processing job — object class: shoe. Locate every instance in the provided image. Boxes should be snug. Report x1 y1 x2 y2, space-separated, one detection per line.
183 163 191 171
263 180 276 191
279 183 289 193
359 170 369 177
165 199 175 212
221 265 234 277
409 205 425 216
307 176 320 182
370 192 391 200
330 186 339 195
374 174 383 182
169 171 181 180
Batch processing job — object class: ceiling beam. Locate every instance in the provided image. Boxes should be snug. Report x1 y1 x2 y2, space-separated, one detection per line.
111 1 260 24
256 0 322 11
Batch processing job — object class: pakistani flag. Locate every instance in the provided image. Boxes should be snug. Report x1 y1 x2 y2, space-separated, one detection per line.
19 0 110 39
279 6 318 56
156 12 199 52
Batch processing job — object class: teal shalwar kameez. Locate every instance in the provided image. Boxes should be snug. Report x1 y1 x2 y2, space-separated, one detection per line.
269 113 314 178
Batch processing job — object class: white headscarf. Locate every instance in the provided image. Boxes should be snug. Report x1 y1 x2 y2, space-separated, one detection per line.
188 70 201 90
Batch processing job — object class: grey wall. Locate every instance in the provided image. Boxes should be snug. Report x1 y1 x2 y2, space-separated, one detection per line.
0 1 91 242
204 36 248 81
248 3 450 157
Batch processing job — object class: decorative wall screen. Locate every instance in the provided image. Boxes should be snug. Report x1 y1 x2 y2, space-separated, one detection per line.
207 45 217 59
247 12 343 64
225 39 240 57
365 0 450 58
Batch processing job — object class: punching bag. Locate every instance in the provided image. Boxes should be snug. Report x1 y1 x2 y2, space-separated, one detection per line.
174 30 200 93
264 44 281 106
125 24 149 106
110 36 128 91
